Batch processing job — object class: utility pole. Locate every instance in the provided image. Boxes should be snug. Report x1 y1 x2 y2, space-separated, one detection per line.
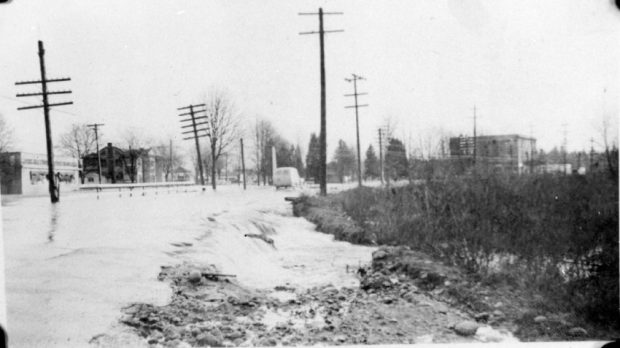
345 73 368 187
562 123 568 175
299 7 343 196
472 105 477 166
378 128 384 185
16 40 73 203
240 138 247 190
169 139 173 182
86 123 104 184
178 103 208 186
271 146 277 184
590 137 595 171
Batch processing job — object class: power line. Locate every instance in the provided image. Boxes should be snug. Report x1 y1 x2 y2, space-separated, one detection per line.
345 73 367 187
299 7 343 196
15 40 73 203
178 103 208 186
86 123 105 185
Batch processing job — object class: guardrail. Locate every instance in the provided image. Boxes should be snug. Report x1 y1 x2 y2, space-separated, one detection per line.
79 181 196 192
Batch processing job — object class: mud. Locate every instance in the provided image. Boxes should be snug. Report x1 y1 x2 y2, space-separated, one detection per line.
102 246 519 347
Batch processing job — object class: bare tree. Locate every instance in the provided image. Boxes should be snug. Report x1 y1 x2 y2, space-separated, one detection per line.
58 123 96 183
150 140 185 182
203 89 241 190
0 114 13 153
120 128 152 183
58 123 96 161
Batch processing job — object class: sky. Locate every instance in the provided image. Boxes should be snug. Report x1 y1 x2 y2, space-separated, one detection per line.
0 0 618 164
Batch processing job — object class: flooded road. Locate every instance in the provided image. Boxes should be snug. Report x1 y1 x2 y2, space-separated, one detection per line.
1 185 374 347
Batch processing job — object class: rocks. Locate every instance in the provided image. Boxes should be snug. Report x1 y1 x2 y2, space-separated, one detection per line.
333 334 347 343
453 321 480 336
415 334 434 343
533 315 547 323
474 312 490 322
196 332 223 347
188 270 202 283
258 337 277 346
373 249 389 260
567 327 588 337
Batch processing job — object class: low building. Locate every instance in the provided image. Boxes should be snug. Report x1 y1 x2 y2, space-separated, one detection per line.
0 152 79 195
450 134 537 174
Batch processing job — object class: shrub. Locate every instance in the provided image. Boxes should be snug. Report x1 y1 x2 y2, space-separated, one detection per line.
334 172 618 326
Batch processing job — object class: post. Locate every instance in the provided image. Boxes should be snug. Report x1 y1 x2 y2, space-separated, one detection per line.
240 138 247 190
38 41 58 203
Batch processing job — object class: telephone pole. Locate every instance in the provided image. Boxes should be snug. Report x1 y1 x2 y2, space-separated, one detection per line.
299 7 343 196
345 73 368 187
179 103 208 186
86 123 104 184
562 123 568 175
240 138 247 190
16 40 73 203
378 128 385 185
472 105 477 166
169 139 173 182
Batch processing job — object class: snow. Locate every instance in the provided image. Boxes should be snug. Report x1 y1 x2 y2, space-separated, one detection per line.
1 184 374 347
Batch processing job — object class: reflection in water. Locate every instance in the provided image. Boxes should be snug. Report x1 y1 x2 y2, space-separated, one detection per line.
48 203 58 242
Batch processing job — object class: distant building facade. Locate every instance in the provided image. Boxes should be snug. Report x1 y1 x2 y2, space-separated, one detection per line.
449 134 537 174
82 143 166 184
0 152 80 195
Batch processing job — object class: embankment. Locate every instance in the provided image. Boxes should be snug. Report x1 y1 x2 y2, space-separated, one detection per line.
292 173 619 341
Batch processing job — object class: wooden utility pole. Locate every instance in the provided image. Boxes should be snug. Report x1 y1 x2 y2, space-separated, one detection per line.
16 40 73 203
178 103 208 186
271 146 277 184
378 128 384 185
240 138 247 190
345 73 368 187
86 123 104 184
472 105 477 166
299 7 343 196
562 123 568 175
169 139 173 182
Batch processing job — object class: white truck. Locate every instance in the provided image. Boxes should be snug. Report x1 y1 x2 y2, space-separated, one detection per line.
273 167 301 189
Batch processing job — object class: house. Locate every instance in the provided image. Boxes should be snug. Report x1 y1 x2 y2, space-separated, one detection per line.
449 134 537 174
0 152 79 195
172 167 192 182
82 143 165 184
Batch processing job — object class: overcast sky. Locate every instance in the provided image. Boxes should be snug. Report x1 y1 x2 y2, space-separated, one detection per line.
0 0 618 162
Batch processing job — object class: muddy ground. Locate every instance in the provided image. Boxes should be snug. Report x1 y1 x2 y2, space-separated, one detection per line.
92 246 523 347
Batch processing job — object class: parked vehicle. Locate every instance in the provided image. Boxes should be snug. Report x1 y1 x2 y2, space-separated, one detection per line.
273 167 301 189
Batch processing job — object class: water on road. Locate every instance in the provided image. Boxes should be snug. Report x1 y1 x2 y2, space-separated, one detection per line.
2 185 374 347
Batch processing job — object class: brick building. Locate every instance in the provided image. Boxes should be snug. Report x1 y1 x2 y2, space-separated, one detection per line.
449 134 537 174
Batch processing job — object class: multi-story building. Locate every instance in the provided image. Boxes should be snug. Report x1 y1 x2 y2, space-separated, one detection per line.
0 152 80 195
449 134 537 174
82 143 165 184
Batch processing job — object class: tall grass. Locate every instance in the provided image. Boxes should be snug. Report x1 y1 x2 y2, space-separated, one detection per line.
335 173 618 325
